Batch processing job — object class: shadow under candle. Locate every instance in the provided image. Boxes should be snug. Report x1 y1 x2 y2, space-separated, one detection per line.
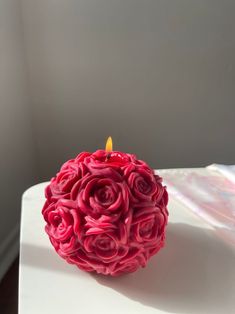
94 223 235 314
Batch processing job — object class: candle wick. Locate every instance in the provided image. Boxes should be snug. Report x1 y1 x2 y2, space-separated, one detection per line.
106 153 111 161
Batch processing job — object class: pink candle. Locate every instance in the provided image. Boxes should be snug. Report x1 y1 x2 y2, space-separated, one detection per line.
42 137 168 276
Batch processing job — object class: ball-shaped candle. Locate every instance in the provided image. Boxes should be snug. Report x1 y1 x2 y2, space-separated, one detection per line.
42 137 168 276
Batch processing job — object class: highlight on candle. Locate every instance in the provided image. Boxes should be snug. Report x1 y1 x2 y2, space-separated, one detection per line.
105 136 113 152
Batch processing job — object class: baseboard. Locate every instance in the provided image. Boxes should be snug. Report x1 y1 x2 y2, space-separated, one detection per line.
0 224 20 282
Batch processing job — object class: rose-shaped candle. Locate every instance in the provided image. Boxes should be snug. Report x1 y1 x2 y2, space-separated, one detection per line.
42 137 168 276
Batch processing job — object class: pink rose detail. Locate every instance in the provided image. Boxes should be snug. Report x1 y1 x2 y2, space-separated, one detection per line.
71 172 129 219
42 150 169 276
131 206 167 245
42 200 81 257
111 258 140 276
83 232 126 262
45 158 89 200
127 168 164 206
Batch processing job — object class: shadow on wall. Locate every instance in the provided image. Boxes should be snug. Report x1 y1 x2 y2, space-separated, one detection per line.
95 223 235 314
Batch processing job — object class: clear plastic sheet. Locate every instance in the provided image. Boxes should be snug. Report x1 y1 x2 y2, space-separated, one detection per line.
158 165 235 245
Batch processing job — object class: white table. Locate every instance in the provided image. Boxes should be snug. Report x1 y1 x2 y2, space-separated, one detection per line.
19 172 235 314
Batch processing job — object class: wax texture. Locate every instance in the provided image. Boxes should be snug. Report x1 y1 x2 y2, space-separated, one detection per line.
42 150 168 276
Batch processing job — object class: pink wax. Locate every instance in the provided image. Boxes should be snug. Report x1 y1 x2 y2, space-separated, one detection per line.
42 149 168 276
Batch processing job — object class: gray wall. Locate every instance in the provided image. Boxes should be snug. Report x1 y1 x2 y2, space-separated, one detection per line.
21 0 235 180
0 0 36 278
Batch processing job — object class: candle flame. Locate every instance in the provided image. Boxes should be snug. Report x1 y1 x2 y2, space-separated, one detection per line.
105 136 113 152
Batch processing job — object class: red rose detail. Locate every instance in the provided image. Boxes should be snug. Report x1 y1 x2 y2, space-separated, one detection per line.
42 199 81 257
131 206 167 244
71 172 129 219
42 150 168 276
45 158 89 200
111 258 140 276
126 168 165 207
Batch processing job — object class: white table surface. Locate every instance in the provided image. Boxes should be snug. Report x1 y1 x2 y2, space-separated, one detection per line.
19 173 235 314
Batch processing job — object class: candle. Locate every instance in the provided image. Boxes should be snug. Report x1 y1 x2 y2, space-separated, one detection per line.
42 138 168 276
